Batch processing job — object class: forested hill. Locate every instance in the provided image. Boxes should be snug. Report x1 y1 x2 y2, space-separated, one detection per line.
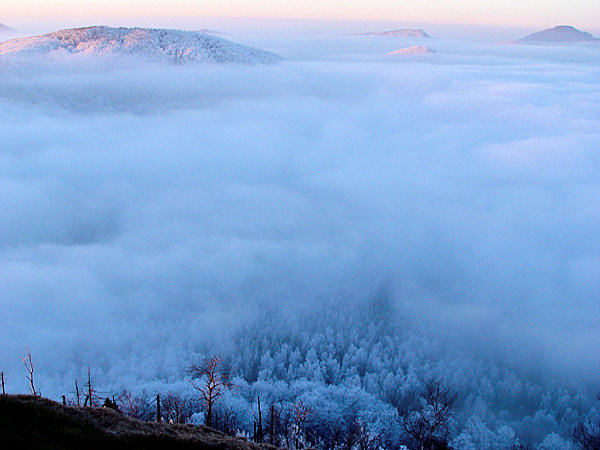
0 394 278 450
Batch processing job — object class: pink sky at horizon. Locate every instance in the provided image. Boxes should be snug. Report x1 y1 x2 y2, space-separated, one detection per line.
2 0 599 31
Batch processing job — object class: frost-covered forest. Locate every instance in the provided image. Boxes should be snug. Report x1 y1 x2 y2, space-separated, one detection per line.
97 296 597 449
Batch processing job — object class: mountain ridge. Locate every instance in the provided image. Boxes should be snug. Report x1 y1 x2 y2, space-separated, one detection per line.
0 23 16 34
360 29 430 38
0 26 282 64
511 25 599 44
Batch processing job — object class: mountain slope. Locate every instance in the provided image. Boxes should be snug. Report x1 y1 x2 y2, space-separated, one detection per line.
0 395 278 450
0 26 282 64
512 25 599 44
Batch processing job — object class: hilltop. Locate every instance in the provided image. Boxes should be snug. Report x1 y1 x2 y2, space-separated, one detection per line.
387 46 436 56
0 394 278 450
361 29 430 38
511 25 599 44
0 26 282 64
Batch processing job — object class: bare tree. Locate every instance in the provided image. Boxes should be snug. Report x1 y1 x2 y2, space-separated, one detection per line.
402 379 456 450
251 395 265 443
188 355 233 428
213 403 240 436
1 371 5 394
351 419 382 450
162 392 192 424
257 396 264 443
268 403 277 446
84 366 100 407
323 421 345 450
260 402 283 446
117 390 153 420
21 347 37 396
156 393 161 422
281 405 293 448
574 394 600 450
292 399 314 449
75 380 81 406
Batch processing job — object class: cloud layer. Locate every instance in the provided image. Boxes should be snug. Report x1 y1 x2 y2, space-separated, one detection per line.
0 35 599 395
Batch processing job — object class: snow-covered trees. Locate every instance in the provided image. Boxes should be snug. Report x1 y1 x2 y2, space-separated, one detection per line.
74 299 591 449
402 379 456 450
573 394 600 450
451 416 518 449
538 432 575 450
213 300 591 449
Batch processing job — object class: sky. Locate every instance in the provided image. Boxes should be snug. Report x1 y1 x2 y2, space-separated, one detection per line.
2 0 599 31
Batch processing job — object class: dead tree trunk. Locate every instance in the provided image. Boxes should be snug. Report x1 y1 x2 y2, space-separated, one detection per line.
86 366 94 407
257 396 264 443
75 380 80 406
22 348 37 395
270 404 275 445
156 394 161 422
1 372 5 394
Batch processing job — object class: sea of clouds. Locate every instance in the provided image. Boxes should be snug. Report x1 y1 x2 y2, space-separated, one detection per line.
0 30 599 395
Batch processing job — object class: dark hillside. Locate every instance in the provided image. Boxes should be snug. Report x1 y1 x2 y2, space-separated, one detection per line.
0 395 277 450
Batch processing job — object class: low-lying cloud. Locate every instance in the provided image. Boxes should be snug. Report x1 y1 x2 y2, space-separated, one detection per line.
0 35 598 396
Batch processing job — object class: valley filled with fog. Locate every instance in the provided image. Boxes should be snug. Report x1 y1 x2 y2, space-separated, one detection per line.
1 28 599 448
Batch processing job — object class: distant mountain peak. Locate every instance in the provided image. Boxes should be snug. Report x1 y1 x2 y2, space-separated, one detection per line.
194 28 223 35
512 25 599 44
0 23 16 33
361 29 430 38
0 26 282 64
387 46 436 56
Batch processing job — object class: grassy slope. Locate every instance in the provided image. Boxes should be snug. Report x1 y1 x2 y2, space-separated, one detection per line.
0 395 277 450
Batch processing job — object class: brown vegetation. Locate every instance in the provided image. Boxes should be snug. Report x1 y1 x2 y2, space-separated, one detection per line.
0 394 280 450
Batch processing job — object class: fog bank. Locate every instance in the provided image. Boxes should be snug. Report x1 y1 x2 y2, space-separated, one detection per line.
0 33 598 400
